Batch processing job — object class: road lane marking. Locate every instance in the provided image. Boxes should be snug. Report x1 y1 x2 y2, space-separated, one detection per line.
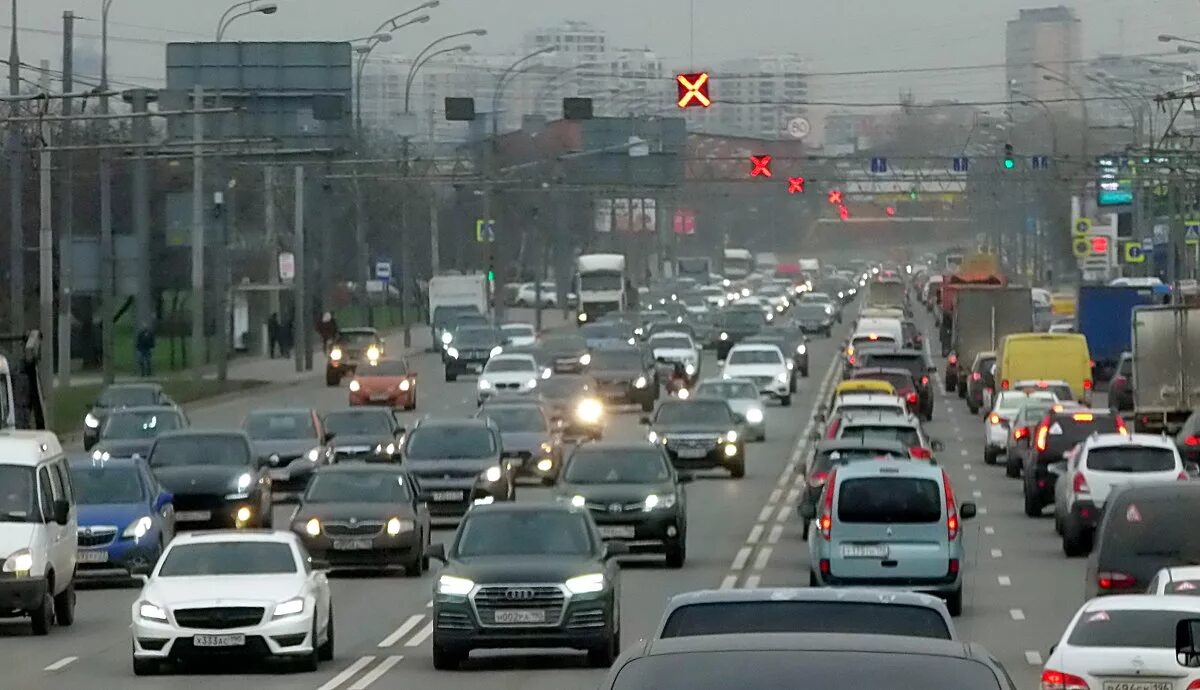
776 505 792 522
405 621 434 647
962 462 972 469
753 547 773 571
43 657 77 672
731 546 752 571
984 526 995 535
968 474 977 482
972 490 982 498
991 548 1003 558
998 575 1011 586
977 506 988 515
378 614 425 648
317 656 377 690
768 488 782 505
719 574 738 590
1010 609 1026 621
747 524 764 544
767 524 783 544
744 574 761 588
757 506 773 522
785 488 800 503
1025 650 1043 666
348 655 404 690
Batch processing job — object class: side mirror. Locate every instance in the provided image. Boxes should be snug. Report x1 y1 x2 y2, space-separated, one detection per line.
1047 461 1068 476
798 503 816 521
324 431 337 443
604 542 630 560
959 502 977 520
51 499 69 526
1177 619 1200 667
427 543 447 563
931 440 945 452
678 473 695 484
639 415 651 425
311 558 332 571
153 492 173 512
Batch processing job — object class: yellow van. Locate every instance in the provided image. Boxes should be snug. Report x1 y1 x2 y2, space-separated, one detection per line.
997 333 1092 403
833 380 896 399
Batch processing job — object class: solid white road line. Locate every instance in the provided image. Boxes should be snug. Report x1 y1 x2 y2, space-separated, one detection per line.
405 621 435 648
785 488 801 503
317 656 377 690
1025 650 1044 666
743 574 761 589
731 546 753 571
776 505 792 522
43 657 77 672
348 656 404 690
768 488 783 505
753 547 773 571
378 614 425 648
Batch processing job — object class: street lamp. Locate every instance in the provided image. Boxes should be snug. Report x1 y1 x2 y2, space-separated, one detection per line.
491 46 557 136
216 1 279 41
353 14 431 134
532 62 598 116
1160 34 1200 47
405 28 489 111
1035 64 1088 164
404 44 473 113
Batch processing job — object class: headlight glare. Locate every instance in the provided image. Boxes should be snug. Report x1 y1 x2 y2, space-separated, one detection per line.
138 602 167 621
85 413 100 429
123 516 153 539
272 597 305 618
576 398 603 423
571 494 586 508
579 353 592 366
684 363 696 376
483 466 503 483
441 332 453 345
725 430 739 443
746 407 764 424
386 517 414 535
437 575 475 596
633 375 648 389
305 518 321 536
446 347 459 359
565 573 606 594
3 549 33 573
525 378 539 389
478 379 492 390
330 347 343 361
797 344 807 355
348 379 361 392
490 345 503 357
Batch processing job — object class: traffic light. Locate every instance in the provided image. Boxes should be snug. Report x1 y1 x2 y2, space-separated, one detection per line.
1003 143 1015 170
676 72 711 108
487 269 495 283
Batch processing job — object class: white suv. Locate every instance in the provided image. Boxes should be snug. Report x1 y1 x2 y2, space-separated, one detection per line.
0 431 78 635
721 343 792 406
477 354 545 405
1054 433 1186 557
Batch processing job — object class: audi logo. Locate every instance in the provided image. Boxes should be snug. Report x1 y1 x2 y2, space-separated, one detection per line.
503 588 536 601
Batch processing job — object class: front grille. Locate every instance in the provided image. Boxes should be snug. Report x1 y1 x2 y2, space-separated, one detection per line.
459 350 489 360
567 609 607 629
585 501 643 513
413 468 482 480
495 383 521 390
78 526 117 548
750 376 776 388
436 611 473 631
173 607 265 630
171 493 227 511
323 521 383 537
473 585 566 627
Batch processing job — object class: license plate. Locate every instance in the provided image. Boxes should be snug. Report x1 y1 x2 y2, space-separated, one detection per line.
332 539 373 551
493 609 546 624
842 544 889 558
370 394 389 402
598 525 635 539
76 550 109 564
431 491 465 502
269 469 290 481
1102 682 1174 690
176 510 212 522
193 634 246 648
677 447 708 459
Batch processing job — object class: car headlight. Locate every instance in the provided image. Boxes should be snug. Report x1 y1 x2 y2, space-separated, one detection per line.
386 517 414 535
540 441 554 454
684 363 696 376
366 345 381 361
579 353 592 366
85 412 100 429
537 458 554 472
478 379 492 390
483 466 503 483
571 494 586 508
746 407 764 424
91 449 111 461
634 327 644 336
304 517 321 536
838 291 845 299
647 430 659 444
541 368 553 380
272 597 305 619
633 375 648 389
441 332 453 345
2 549 33 574
306 447 322 462
123 516 153 540
775 373 789 383
786 360 795 371
627 337 637 346
446 347 459 359
643 493 677 511
565 573 606 595
577 313 589 322
399 379 412 391
824 305 833 315
348 379 361 392
490 345 503 357
330 347 343 361
797 344 807 355
720 332 729 341
436 575 475 596
525 378 539 389
385 442 397 455
576 398 604 423
235 473 252 492
766 313 775 322
725 430 739 443
138 602 167 621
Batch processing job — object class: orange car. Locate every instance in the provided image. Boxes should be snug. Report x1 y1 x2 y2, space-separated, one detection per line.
348 358 417 410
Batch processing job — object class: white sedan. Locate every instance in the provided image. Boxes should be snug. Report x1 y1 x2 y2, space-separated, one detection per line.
693 378 767 441
721 343 792 406
477 354 546 405
983 390 1056 465
499 323 537 348
131 531 333 675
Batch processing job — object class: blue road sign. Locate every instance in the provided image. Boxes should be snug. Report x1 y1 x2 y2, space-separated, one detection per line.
952 157 969 172
870 157 888 173
375 259 392 281
1031 155 1050 170
1025 216 1037 234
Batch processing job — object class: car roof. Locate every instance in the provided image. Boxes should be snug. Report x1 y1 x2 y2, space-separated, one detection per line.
465 502 588 517
729 343 783 352
863 349 924 358
1085 432 1174 451
637 632 980 659
662 587 949 614
105 382 162 392
815 438 910 453
170 529 299 545
840 411 919 426
1078 594 1200 613
489 353 537 363
414 417 492 429
835 458 941 479
835 393 905 406
341 327 378 334
105 405 181 415
0 431 66 465
853 367 915 377
246 408 316 415
571 441 664 454
154 429 250 441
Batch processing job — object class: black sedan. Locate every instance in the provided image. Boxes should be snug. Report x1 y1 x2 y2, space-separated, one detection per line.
242 408 335 501
475 401 563 484
538 375 606 441
444 326 504 381
83 383 177 450
791 303 835 337
429 503 625 669
401 418 515 519
89 405 189 460
712 307 768 359
642 398 745 478
147 430 272 529
539 333 592 374
291 464 430 576
321 408 405 463
326 326 384 386
587 346 658 411
554 442 689 568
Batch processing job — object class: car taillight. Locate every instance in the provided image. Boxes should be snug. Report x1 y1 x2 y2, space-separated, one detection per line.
826 418 841 439
910 446 932 459
921 375 929 386
948 558 959 575
948 354 958 365
942 469 959 541
1001 379 1010 389
971 371 981 381
847 355 856 365
1187 436 1200 447
1083 378 1093 391
1097 571 1137 590
1040 669 1090 690
1035 423 1049 452
1072 472 1090 494
1115 417 1128 436
906 392 918 404
1179 470 1191 481
819 469 836 541
1187 680 1200 690
1013 426 1029 440
808 471 829 488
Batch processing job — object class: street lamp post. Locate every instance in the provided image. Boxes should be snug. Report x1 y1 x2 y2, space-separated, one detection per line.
216 1 278 41
1034 63 1089 165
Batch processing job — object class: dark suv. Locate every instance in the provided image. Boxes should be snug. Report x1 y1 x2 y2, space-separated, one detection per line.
401 418 515 519
965 352 996 416
1021 408 1126 517
444 326 503 381
1108 352 1134 413
858 350 934 421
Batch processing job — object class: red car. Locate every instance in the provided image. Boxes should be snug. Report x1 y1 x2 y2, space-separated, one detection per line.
349 358 418 410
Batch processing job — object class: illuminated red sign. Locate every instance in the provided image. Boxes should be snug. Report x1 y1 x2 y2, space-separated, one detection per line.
1091 236 1109 253
787 177 805 193
838 205 850 221
750 155 772 178
885 206 896 216
827 190 843 205
676 73 712 108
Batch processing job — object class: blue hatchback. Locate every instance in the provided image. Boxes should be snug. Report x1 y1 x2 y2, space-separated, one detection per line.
68 455 175 581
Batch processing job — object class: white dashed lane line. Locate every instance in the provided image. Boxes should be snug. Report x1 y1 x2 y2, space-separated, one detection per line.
719 574 738 590
991 548 1003 558
378 614 425 648
984 526 995 535
747 524 764 544
317 656 377 690
43 657 77 672
753 547 773 571
347 656 404 690
731 546 753 571
1025 650 1044 666
998 576 1012 586
405 621 434 648
744 574 762 588
1010 609 1026 621
767 524 783 544
757 505 773 522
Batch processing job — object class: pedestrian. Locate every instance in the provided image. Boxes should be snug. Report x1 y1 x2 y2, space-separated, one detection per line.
316 311 339 353
134 322 155 378
266 312 280 358
279 314 293 357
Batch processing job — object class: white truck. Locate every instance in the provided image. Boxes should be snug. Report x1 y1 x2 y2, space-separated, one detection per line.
723 248 754 280
1132 305 1200 434
428 274 489 347
575 254 626 324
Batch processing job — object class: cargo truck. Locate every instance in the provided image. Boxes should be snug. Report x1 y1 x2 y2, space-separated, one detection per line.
1131 305 1200 434
575 253 627 323
945 287 1033 402
722 248 754 280
938 253 1005 356
1076 285 1168 381
428 274 489 348
675 257 712 284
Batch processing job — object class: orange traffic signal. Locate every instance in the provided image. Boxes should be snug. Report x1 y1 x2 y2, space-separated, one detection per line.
677 73 711 108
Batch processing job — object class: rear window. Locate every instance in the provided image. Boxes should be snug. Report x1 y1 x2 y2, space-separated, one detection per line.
659 601 951 640
975 357 996 374
864 356 924 377
1042 414 1121 456
853 371 913 391
837 477 942 523
1100 495 1200 560
1119 357 1133 377
840 425 921 448
1066 609 1185 648
1085 447 1176 473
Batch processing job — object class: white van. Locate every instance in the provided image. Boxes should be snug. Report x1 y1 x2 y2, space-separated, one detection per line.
0 431 77 634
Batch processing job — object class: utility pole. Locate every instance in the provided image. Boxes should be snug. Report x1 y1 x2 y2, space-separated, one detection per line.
264 165 279 316
37 61 52 426
429 189 440 275
98 38 115 385
129 88 154 332
292 165 307 373
213 186 230 382
57 10 74 389
8 0 25 332
190 85 206 382
353 169 371 325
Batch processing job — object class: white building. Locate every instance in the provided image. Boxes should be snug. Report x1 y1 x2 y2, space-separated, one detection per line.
682 54 808 140
1005 6 1083 108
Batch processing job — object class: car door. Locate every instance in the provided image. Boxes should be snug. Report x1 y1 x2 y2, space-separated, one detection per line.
302 546 331 631
40 460 75 589
143 462 176 542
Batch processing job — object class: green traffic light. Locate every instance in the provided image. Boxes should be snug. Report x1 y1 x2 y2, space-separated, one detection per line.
1003 158 1015 170
487 271 495 282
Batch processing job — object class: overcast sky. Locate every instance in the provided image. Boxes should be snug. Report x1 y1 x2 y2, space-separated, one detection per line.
6 0 1199 103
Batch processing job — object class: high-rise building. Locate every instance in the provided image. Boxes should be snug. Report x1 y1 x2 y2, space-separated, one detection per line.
1005 6 1083 106
683 54 807 140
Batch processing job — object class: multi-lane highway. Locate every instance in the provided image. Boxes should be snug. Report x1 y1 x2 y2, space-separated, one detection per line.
4 306 1083 689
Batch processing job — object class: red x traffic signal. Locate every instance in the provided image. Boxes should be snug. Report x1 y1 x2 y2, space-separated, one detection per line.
787 177 805 193
676 73 711 108
749 155 772 178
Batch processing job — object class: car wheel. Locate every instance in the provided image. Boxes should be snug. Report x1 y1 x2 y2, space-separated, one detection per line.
318 606 335 661
945 586 963 617
132 655 159 676
1005 454 1022 479
325 372 340 387
1062 520 1092 558
983 447 997 465
665 536 686 569
54 580 76 627
923 408 933 422
729 458 746 479
432 641 464 670
780 395 792 407
403 549 424 578
1023 477 1043 518
587 628 618 667
298 618 320 672
30 591 54 635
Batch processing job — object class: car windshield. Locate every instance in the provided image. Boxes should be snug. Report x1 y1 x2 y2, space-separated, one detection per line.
452 316 490 330
694 381 758 399
322 411 393 437
102 411 183 439
405 426 496 460
70 465 146 504
98 386 158 407
338 331 377 346
589 349 644 369
157 542 297 577
720 310 766 327
486 358 536 373
838 477 942 523
729 349 782 365
304 471 411 503
580 324 625 339
243 412 317 441
564 449 671 484
840 425 921 448
838 403 903 416
150 435 251 468
542 337 586 354
1017 403 1055 425
651 336 692 350
540 377 591 398
864 355 925 377
358 360 408 377
660 601 952 639
1085 447 1177 473
1067 609 1187 648
796 305 830 318
609 652 1002 690
655 401 733 426
0 465 36 522
479 406 548 433
456 327 498 346
501 325 534 338
433 306 479 327
456 510 593 557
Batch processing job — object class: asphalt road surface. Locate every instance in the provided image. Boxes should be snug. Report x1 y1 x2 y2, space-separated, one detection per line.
7 306 1078 690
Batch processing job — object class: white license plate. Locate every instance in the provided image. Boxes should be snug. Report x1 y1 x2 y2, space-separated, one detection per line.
676 447 708 459
176 510 212 522
1102 682 1174 690
332 539 373 551
431 491 465 502
841 544 889 558
370 394 390 402
493 609 546 624
193 634 246 648
76 550 109 564
598 525 635 539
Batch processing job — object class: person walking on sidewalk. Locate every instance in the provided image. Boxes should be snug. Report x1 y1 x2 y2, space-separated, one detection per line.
135 322 156 377
279 313 294 358
316 312 339 354
266 312 281 358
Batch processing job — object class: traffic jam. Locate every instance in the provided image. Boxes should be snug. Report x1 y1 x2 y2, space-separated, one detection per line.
8 250 1200 689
